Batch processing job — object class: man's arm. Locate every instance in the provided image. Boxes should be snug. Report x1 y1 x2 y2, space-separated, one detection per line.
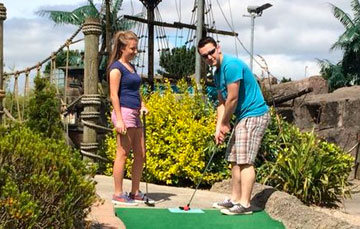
221 81 240 127
215 92 225 144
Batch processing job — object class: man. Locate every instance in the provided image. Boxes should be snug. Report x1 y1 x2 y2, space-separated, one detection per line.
197 37 270 215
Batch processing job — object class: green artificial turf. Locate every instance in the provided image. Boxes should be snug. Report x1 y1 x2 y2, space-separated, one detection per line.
115 208 285 229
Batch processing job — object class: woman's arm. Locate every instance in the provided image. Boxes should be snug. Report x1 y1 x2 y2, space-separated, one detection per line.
109 69 126 134
139 96 149 115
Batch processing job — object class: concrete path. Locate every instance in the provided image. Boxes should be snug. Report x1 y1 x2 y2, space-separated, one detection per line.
343 179 360 215
89 175 360 229
89 175 229 229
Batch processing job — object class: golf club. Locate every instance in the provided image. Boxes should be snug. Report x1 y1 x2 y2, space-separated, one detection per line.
179 148 218 211
142 111 155 207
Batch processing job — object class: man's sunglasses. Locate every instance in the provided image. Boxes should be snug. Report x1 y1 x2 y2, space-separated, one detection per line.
201 48 216 59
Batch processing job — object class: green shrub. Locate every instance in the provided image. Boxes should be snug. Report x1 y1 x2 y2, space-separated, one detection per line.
158 46 196 81
101 80 229 187
26 74 64 140
0 126 97 228
257 108 354 206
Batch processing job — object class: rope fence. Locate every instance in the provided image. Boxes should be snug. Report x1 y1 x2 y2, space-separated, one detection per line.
4 26 83 77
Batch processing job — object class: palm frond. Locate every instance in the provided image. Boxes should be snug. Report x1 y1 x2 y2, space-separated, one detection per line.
331 33 351 50
36 10 83 25
316 58 331 71
112 0 124 15
114 12 144 31
113 16 135 31
351 0 360 23
72 5 100 23
331 26 360 51
330 4 355 29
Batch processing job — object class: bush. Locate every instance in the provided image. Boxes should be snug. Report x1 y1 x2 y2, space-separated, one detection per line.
26 74 64 140
101 80 229 187
257 108 354 206
158 46 196 81
0 126 97 228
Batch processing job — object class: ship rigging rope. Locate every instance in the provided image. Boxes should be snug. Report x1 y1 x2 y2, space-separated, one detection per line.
185 1 197 48
215 0 269 72
4 25 83 77
228 0 238 57
174 0 183 46
347 142 359 154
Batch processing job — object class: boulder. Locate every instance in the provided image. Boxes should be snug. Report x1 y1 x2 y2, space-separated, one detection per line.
211 180 357 229
294 86 360 157
265 75 328 98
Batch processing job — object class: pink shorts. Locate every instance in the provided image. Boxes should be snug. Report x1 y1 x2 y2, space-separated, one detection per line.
111 107 143 128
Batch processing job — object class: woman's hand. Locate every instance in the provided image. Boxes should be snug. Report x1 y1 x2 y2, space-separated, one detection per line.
115 120 127 135
140 106 149 115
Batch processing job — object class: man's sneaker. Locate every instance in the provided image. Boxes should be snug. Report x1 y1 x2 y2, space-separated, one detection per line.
112 193 138 206
129 191 155 204
220 204 253 215
212 198 234 209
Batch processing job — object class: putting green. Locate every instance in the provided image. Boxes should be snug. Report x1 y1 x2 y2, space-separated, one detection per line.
115 208 285 229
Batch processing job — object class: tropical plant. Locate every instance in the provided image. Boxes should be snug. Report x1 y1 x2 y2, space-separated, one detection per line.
257 108 354 206
319 0 360 91
318 59 349 92
43 49 83 74
158 46 196 81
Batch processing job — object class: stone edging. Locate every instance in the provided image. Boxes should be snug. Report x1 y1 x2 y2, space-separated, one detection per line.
210 180 359 229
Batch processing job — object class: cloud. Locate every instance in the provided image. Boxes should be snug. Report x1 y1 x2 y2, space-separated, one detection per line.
250 54 322 81
4 18 83 72
3 0 89 19
2 0 353 82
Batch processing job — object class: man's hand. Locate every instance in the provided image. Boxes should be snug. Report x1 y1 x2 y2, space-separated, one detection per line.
215 123 231 145
220 123 231 136
215 129 225 145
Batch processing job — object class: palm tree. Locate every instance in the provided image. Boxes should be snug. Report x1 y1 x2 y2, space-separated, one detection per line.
320 0 360 90
37 0 140 61
330 0 360 53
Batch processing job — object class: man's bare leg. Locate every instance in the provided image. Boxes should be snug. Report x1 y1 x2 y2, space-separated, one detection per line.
239 164 255 207
231 163 242 203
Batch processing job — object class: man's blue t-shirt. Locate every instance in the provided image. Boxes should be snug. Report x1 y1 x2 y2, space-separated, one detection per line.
214 54 268 120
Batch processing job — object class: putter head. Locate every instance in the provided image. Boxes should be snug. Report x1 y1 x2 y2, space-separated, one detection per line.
144 196 155 207
179 205 190 211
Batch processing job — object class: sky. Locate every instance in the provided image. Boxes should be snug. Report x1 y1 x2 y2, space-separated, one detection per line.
1 0 352 91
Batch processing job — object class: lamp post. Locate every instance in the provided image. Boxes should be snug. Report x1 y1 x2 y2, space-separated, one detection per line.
244 3 272 71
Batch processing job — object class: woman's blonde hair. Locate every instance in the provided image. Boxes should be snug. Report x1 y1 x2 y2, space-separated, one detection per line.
107 31 138 79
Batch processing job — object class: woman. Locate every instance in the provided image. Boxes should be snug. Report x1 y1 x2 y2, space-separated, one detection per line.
108 31 150 205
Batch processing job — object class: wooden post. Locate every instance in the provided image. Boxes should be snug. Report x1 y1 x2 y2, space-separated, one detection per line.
105 0 111 57
195 0 205 86
0 3 6 124
139 0 162 91
81 18 102 161
147 2 155 91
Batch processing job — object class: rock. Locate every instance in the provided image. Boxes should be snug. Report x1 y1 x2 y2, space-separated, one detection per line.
294 85 360 157
259 76 278 88
261 76 328 123
211 179 358 229
263 75 328 100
